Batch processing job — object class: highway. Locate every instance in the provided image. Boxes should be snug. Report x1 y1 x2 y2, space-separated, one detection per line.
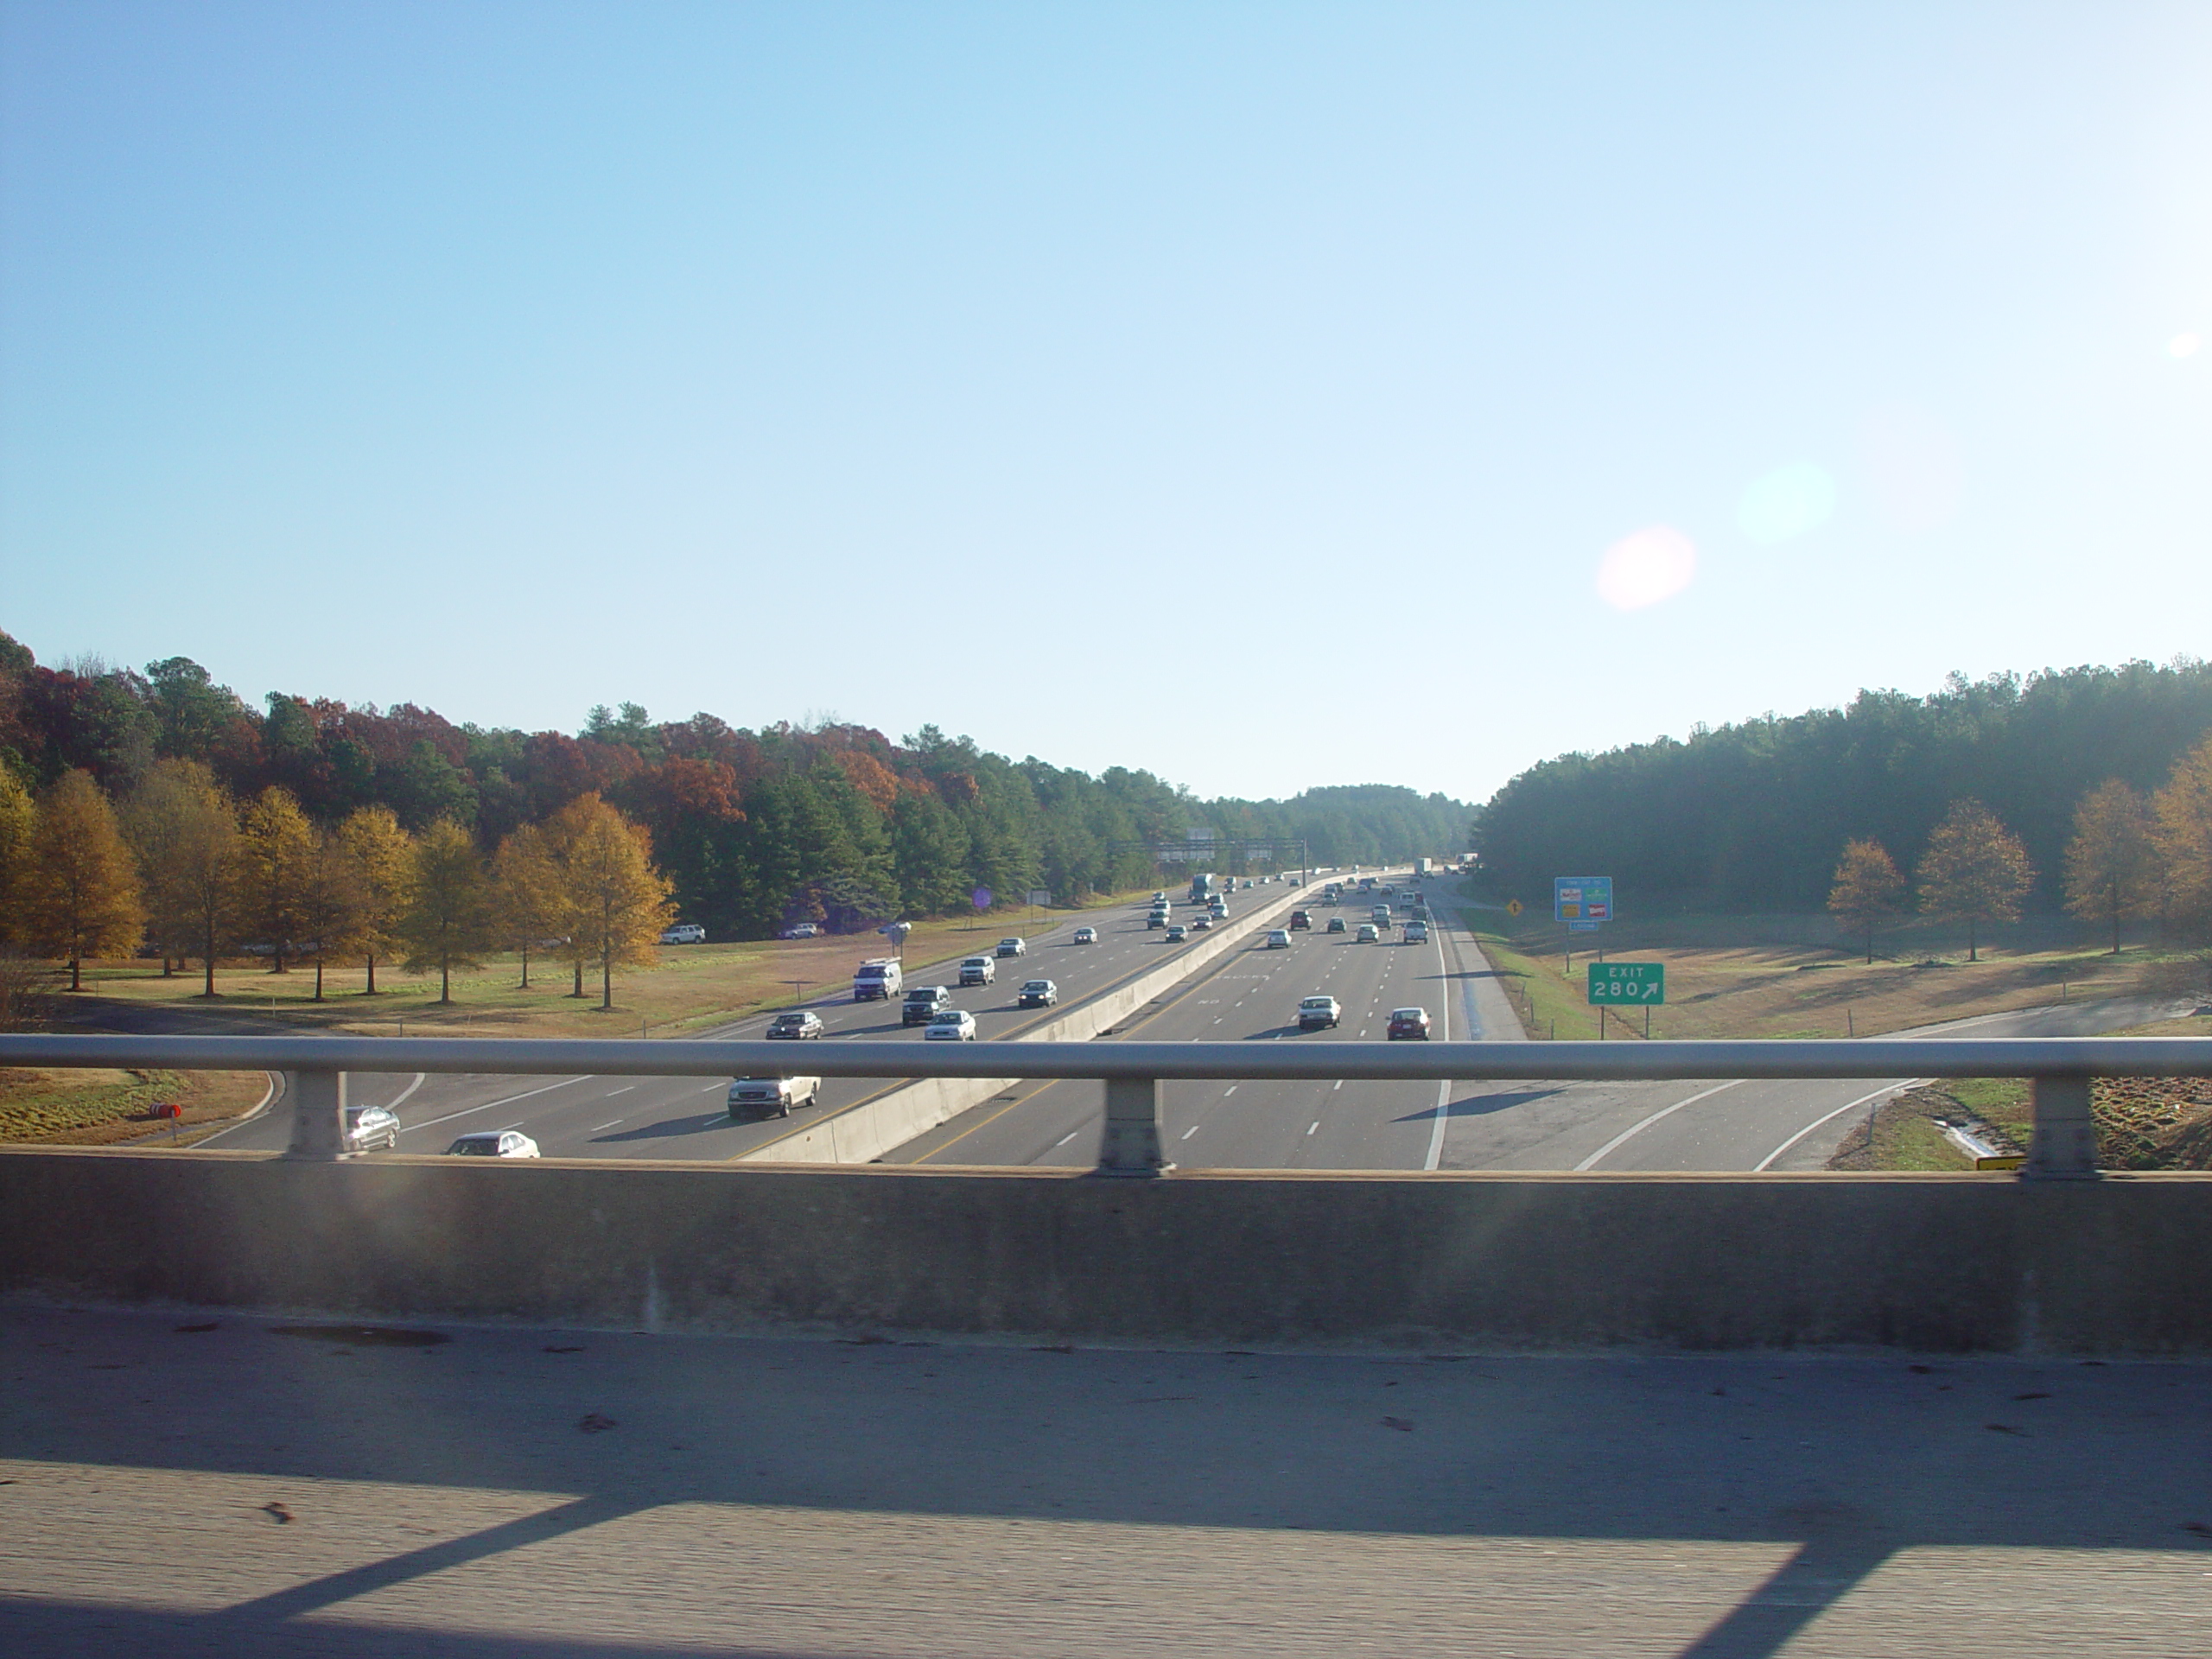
888 886 2186 1173
197 875 1325 1162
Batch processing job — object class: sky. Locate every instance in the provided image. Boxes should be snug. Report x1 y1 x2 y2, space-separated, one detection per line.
2 2 2208 806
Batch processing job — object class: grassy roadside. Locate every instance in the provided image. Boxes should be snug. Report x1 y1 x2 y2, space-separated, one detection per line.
1440 880 2176 1042
0 1067 270 1147
51 887 1169 1040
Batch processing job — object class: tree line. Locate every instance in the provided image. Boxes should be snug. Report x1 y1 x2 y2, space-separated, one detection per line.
1472 660 2212 937
1824 739 2212 961
0 759 671 1009
0 629 1470 969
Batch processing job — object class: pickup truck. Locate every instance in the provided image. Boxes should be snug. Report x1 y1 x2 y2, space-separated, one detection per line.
727 1076 822 1119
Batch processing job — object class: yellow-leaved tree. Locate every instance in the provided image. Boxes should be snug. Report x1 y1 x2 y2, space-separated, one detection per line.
548 794 673 1011
2063 779 2155 956
336 805 412 994
393 818 495 1004
491 822 563 989
26 770 145 991
1916 798 2034 963
1826 838 1904 964
119 760 238 997
234 786 315 973
2152 735 2212 947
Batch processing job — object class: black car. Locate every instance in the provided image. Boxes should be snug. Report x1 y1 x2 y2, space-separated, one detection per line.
902 986 955 1026
767 1011 823 1039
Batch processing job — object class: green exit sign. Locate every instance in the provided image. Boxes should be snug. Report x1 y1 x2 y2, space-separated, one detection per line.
1587 962 1665 1004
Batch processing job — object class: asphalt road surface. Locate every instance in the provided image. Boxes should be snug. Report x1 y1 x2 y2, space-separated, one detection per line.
197 875 1329 1162
887 888 2191 1173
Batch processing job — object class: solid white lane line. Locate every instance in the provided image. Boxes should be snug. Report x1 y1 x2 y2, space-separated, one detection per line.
406 1077 586 1134
1573 1081 1747 1171
1423 920 1454 1172
1752 1082 1918 1172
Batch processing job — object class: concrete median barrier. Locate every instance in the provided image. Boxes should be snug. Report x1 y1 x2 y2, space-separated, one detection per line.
738 877 1333 1165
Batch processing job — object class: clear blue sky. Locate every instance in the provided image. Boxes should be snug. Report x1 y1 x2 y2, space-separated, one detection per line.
3 2 2207 804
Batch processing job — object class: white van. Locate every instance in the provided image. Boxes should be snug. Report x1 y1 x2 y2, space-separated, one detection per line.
852 958 903 1001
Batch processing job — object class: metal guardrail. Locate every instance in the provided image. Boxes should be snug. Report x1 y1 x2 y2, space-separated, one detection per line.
5 1033 2210 1179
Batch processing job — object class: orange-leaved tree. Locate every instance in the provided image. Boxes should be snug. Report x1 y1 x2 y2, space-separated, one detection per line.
2063 779 2155 956
1916 798 2033 963
1826 838 1904 963
25 770 145 991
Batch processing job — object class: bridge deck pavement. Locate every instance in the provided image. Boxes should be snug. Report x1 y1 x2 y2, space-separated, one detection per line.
3 1303 2206 1656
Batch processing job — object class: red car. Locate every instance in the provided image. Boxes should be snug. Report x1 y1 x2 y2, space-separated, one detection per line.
1387 1007 1432 1040
1288 910 1313 930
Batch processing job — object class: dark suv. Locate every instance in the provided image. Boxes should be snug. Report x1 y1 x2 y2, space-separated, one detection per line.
1288 910 1313 930
902 986 955 1027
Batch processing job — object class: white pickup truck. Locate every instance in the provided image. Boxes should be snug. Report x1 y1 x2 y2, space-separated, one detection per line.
727 1076 822 1119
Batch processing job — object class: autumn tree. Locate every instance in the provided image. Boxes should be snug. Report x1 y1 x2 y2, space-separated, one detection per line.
550 795 673 1010
1916 798 2034 962
0 767 33 944
2063 779 2154 955
24 770 145 990
336 805 410 994
393 818 494 1003
2152 734 2212 944
491 823 562 988
1826 838 1904 963
121 759 239 996
293 826 365 1001
234 786 315 972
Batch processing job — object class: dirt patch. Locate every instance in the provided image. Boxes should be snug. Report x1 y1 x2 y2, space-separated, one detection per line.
0 1067 271 1146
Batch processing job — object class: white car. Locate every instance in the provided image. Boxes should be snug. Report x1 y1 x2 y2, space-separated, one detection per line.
925 1009 979 1041
659 923 707 945
447 1130 540 1158
958 956 996 986
728 1076 822 1118
1265 929 1293 949
995 938 1027 957
1357 923 1381 942
1297 995 1341 1031
343 1105 400 1153
779 922 820 940
1072 926 1097 944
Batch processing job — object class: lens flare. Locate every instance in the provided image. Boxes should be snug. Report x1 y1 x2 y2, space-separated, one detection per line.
1736 461 1837 545
1595 526 1696 611
2171 332 2202 360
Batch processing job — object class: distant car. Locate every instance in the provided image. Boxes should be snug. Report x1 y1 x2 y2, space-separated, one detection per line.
1189 913 1213 931
1072 926 1098 944
447 1130 539 1158
1147 912 1169 929
1388 1007 1433 1040
959 956 996 986
1357 924 1381 942
1297 995 1341 1031
995 938 1027 958
343 1104 399 1153
1265 929 1293 949
1404 920 1429 944
1289 910 1313 930
766 1011 823 1039
779 922 820 940
1152 892 1168 903
902 986 955 1026
1165 924 1189 943
727 1075 822 1118
659 923 708 945
1325 916 1347 933
925 1008 979 1041
1017 978 1058 1007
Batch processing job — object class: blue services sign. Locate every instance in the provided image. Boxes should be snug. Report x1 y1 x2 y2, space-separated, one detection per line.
1554 876 1613 925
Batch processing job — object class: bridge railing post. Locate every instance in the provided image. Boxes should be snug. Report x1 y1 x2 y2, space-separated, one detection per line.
2024 1071 2099 1180
1095 1075 1173 1178
283 1067 348 1160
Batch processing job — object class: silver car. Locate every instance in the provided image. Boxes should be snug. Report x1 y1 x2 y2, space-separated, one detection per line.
344 1105 400 1153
